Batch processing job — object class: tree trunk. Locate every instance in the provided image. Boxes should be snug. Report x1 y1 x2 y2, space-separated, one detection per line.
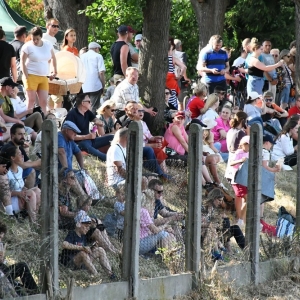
190 0 230 50
138 0 172 133
43 0 93 49
294 1 300 95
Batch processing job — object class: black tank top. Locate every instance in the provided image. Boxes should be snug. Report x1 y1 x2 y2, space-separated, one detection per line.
110 41 131 75
248 65 264 77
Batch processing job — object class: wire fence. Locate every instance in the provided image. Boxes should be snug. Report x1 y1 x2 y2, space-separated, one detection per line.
1 121 300 299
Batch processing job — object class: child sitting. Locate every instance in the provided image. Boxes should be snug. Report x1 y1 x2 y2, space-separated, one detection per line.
114 185 125 242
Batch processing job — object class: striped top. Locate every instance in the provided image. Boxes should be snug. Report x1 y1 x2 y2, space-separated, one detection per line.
168 55 175 73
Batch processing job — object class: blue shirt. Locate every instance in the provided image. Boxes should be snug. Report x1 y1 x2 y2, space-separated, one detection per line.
58 132 80 170
65 107 96 135
200 45 228 83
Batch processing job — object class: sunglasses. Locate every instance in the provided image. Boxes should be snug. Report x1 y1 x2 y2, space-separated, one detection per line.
165 92 170 95
154 189 163 194
83 100 91 103
138 110 145 113
51 24 60 28
110 109 116 112
265 98 273 102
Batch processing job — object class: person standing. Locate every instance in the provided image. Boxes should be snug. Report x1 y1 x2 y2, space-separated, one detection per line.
126 26 139 68
261 39 278 97
81 42 106 114
42 18 60 52
0 28 17 82
110 25 131 83
197 35 229 94
10 26 27 62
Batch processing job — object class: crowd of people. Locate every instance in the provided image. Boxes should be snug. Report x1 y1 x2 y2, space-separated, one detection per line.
0 19 298 294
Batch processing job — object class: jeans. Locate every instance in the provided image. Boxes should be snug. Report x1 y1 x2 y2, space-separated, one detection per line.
280 83 293 105
214 142 229 162
247 75 264 95
139 231 168 254
143 146 165 175
78 135 113 161
0 262 38 292
228 225 245 249
206 80 227 95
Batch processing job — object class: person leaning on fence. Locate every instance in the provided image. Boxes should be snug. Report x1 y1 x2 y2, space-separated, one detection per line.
0 222 38 295
61 210 116 279
65 93 114 161
139 191 173 256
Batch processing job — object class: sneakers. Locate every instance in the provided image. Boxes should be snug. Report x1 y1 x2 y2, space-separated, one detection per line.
218 182 228 191
282 164 293 171
211 250 224 261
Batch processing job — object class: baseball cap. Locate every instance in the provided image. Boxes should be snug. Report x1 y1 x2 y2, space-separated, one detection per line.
135 34 142 41
239 135 250 145
62 121 81 134
263 134 276 144
0 77 19 87
14 26 27 37
74 210 92 224
248 91 261 100
127 26 136 33
117 25 128 33
88 42 101 49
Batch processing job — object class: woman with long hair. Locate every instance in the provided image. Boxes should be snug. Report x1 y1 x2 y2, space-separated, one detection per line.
61 28 78 56
271 118 299 168
1 145 41 222
246 37 283 95
96 100 118 134
198 93 220 121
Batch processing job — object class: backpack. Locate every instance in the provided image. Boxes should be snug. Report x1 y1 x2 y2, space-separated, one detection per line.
276 206 295 238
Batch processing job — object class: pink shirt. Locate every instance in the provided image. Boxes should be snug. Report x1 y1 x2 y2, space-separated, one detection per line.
140 208 153 239
164 123 187 155
211 117 230 152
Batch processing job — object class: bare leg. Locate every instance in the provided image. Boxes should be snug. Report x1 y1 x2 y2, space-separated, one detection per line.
235 196 243 220
73 251 98 275
202 164 213 183
91 229 118 254
205 155 221 184
32 187 41 211
26 90 37 111
36 90 49 115
24 169 36 189
24 190 37 222
241 195 247 222
92 247 113 275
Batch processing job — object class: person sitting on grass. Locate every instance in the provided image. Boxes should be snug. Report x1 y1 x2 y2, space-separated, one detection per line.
0 222 38 295
114 185 126 242
61 210 116 279
201 188 245 261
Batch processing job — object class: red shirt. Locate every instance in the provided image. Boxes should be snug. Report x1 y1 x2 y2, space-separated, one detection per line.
63 45 79 56
288 106 300 117
187 96 205 119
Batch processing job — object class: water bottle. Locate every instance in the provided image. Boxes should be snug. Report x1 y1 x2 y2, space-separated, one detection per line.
92 125 97 133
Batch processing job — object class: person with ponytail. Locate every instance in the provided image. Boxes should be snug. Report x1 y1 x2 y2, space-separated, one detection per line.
245 38 283 95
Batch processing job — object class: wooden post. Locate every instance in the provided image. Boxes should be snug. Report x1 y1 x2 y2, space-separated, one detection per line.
40 120 59 297
245 123 262 285
122 121 143 299
185 123 203 288
296 128 300 230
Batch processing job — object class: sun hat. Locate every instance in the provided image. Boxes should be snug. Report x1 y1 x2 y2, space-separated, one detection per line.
74 210 92 224
201 118 217 130
248 91 261 100
62 121 81 134
88 42 101 49
239 135 250 145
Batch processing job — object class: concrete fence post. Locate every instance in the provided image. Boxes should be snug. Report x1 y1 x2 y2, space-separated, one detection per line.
40 120 59 297
245 123 262 285
185 123 203 288
122 121 143 299
296 128 300 231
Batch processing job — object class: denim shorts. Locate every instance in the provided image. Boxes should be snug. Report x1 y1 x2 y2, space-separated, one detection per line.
247 76 264 95
280 84 293 104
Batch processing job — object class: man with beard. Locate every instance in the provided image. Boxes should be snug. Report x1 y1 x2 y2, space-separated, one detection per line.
5 124 40 188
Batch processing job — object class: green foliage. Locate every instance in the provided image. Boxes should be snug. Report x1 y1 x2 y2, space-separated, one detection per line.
225 0 295 61
5 0 45 26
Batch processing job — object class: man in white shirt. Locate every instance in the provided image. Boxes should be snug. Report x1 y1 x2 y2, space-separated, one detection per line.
111 67 156 117
42 18 60 52
106 128 128 187
232 48 247 67
81 42 106 114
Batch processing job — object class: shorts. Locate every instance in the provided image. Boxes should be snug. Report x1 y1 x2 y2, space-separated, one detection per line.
232 184 248 197
23 74 49 91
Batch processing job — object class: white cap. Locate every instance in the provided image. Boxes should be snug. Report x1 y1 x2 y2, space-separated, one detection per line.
135 34 142 41
88 42 101 49
248 91 261 100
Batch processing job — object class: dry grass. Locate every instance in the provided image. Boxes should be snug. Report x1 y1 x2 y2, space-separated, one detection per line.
2 153 300 298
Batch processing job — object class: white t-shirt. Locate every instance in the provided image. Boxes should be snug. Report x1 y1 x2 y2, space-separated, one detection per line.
81 50 106 93
10 97 27 120
22 40 53 76
106 143 126 186
7 166 24 213
198 108 219 121
232 57 245 67
42 33 59 52
262 148 270 161
271 133 294 160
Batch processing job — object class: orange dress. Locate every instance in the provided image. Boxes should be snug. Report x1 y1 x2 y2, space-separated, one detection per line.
63 45 79 56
